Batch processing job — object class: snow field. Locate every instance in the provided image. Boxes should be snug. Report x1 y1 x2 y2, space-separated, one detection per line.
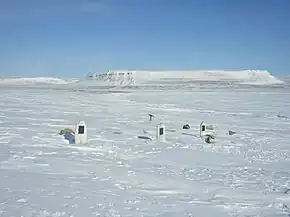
0 87 290 216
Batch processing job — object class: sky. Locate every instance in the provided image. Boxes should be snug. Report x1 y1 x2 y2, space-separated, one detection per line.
0 0 290 77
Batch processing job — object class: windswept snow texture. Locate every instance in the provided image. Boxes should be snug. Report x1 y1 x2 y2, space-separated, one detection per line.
1 76 290 217
89 70 285 86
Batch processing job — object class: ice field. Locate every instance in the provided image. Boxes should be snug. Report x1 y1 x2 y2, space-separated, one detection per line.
1 70 290 217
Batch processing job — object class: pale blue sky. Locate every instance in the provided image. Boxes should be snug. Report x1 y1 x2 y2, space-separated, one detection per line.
0 0 289 77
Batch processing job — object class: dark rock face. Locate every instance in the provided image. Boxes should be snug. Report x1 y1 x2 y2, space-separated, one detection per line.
229 130 236 135
205 134 215 143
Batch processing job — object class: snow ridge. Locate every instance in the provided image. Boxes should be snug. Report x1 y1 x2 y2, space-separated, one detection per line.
0 77 77 85
0 70 284 87
89 69 284 86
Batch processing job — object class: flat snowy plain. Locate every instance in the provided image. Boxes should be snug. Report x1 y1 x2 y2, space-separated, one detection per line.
1 72 290 217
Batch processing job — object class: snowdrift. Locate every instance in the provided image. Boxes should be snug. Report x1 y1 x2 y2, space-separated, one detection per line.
0 77 74 85
89 70 285 86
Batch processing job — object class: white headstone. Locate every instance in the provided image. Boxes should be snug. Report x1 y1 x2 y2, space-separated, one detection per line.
75 120 87 144
200 121 216 139
156 123 166 142
200 121 207 138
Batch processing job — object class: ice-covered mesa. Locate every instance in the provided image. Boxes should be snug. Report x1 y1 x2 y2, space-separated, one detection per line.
88 69 285 86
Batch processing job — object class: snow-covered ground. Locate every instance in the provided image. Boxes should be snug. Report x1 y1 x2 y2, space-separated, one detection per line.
1 72 290 217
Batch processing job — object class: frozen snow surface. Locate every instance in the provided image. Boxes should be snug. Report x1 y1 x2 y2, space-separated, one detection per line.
1 70 290 217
